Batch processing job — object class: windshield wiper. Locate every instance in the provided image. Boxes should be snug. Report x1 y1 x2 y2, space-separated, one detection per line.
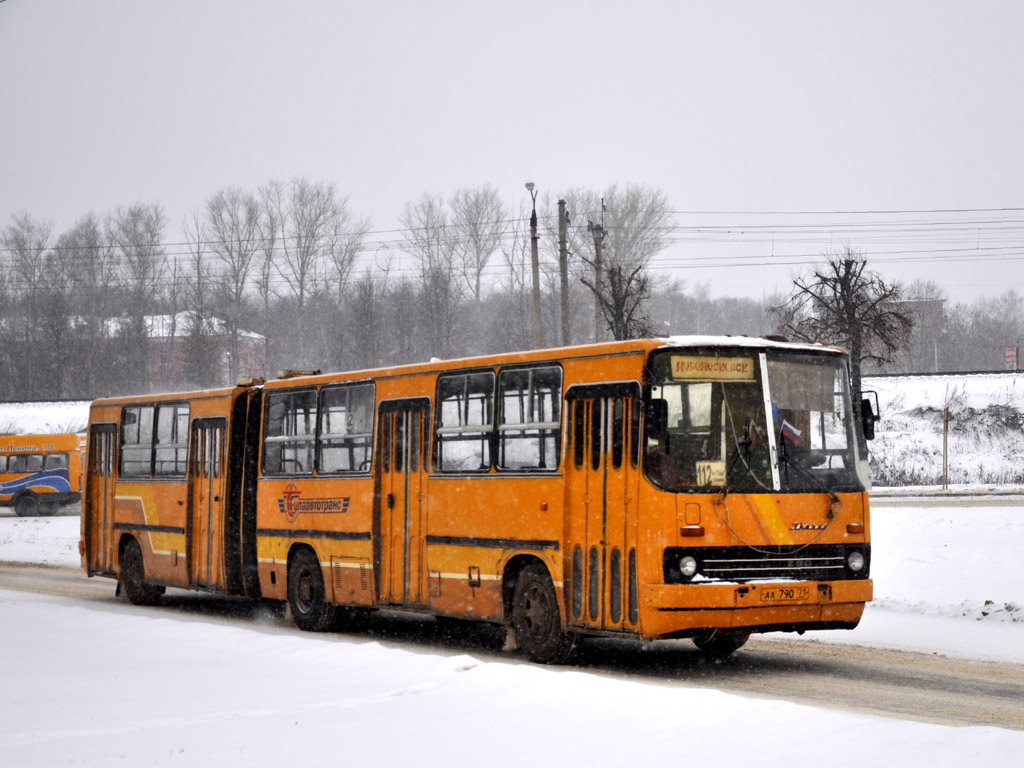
778 440 840 516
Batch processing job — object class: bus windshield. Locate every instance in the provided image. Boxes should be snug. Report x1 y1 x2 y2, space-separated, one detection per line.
645 350 772 492
766 352 860 492
644 348 862 493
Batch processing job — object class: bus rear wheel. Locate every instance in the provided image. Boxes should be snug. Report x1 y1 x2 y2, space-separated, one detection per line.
14 494 40 517
510 563 578 664
287 548 337 632
120 538 165 606
692 629 749 659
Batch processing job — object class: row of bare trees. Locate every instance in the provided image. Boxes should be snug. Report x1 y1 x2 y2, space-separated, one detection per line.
0 179 698 399
23 168 1024 407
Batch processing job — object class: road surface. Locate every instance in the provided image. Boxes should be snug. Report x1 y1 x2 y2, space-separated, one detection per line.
2 562 1021 731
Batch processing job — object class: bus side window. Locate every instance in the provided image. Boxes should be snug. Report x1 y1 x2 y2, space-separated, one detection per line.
435 372 494 472
497 366 561 471
263 389 317 475
121 405 154 477
320 383 374 473
154 403 189 477
44 453 69 471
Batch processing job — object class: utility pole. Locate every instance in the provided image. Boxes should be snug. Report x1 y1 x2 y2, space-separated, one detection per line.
526 182 542 349
558 199 570 346
588 220 605 343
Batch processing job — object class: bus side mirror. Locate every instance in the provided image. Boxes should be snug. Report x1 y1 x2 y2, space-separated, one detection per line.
860 395 879 441
645 399 668 439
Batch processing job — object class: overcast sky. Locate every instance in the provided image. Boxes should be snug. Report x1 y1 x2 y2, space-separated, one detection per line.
3 1 1023 304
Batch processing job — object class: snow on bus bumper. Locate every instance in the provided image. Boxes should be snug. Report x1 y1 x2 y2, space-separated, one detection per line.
641 578 873 638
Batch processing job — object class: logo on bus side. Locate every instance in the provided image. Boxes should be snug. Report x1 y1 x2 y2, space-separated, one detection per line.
278 484 350 522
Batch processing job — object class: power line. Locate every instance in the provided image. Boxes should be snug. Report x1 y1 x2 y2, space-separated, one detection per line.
3 206 1024 298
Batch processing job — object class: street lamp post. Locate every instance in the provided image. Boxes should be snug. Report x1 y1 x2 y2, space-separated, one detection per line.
526 182 542 349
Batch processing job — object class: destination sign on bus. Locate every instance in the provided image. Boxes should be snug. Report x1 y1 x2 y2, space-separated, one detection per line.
5 444 49 452
670 356 755 381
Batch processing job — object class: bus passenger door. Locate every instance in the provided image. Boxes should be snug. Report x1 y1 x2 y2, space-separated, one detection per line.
84 423 118 575
565 384 641 632
188 418 227 588
375 399 430 607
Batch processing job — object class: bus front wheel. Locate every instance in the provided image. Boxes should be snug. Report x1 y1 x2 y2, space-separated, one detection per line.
14 494 40 517
510 563 578 664
287 548 337 632
692 629 749 659
120 538 165 606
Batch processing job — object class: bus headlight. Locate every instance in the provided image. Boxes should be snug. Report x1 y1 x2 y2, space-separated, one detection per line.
679 556 698 579
847 551 865 573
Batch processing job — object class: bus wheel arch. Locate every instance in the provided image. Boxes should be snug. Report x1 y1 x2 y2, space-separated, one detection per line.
286 544 337 632
118 535 165 606
504 556 578 664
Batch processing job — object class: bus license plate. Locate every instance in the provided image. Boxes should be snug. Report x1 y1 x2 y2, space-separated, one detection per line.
760 586 809 603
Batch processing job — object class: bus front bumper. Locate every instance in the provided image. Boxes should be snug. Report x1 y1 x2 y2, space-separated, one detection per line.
641 578 873 638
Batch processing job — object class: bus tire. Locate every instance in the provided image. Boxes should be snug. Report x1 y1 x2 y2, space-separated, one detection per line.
692 629 749 659
287 548 337 632
120 538 165 606
510 562 578 664
14 493 40 517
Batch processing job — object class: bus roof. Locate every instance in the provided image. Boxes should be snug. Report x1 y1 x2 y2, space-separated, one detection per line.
83 337 847 404
261 336 847 390
89 385 251 408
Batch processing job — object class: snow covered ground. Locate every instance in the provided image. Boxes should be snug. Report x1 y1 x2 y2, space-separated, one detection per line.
1 383 1023 766
1 501 1022 767
0 401 88 436
867 372 1024 486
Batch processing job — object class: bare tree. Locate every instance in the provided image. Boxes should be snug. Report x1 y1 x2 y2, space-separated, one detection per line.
346 263 391 370
107 203 167 321
559 183 672 342
254 186 283 375
944 289 1024 372
449 184 508 301
260 178 369 367
182 211 223 388
0 213 55 396
52 213 117 396
204 187 262 380
771 248 913 397
263 178 368 310
581 261 653 340
400 193 462 359
105 203 167 392
4 212 52 298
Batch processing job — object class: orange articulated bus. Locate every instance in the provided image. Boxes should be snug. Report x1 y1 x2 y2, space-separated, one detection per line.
1 433 86 516
81 337 875 662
